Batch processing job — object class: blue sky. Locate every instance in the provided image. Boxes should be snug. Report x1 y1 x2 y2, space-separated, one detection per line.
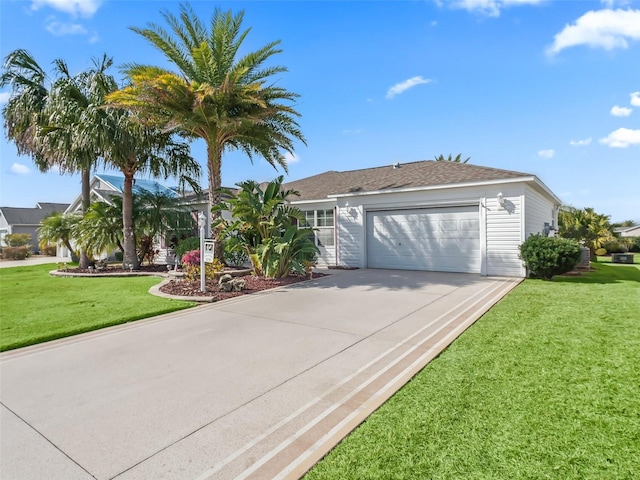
1 0 639 222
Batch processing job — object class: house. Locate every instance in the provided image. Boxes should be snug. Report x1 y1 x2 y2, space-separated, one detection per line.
0 202 69 253
614 225 640 238
283 160 561 277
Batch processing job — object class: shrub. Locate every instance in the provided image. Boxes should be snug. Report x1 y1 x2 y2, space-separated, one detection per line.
181 249 200 266
175 236 200 260
182 255 224 282
223 237 249 268
629 237 640 253
2 246 29 260
39 243 58 256
4 233 31 248
519 234 582 280
595 248 607 256
603 240 627 254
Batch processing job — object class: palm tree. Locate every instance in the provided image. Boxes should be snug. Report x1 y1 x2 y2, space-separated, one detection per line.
38 212 80 261
73 200 125 259
433 154 470 163
106 4 306 245
558 206 614 259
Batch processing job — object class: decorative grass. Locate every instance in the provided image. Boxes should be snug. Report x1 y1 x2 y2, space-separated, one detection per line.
305 263 640 480
0 264 195 351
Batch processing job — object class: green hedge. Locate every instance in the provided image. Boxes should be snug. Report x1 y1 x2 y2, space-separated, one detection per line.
519 234 581 280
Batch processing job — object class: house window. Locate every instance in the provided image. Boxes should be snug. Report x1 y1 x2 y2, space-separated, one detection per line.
302 209 334 247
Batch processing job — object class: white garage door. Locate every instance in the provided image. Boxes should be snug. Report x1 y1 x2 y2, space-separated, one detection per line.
366 206 481 273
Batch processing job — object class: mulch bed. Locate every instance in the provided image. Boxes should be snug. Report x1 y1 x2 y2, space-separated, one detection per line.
160 272 327 301
68 264 171 274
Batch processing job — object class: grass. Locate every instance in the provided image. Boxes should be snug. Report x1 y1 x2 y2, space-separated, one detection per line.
0 264 195 351
595 253 640 265
305 263 640 480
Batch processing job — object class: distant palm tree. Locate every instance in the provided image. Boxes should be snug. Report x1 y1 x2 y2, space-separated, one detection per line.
558 206 614 258
433 153 470 163
38 212 80 261
106 4 306 248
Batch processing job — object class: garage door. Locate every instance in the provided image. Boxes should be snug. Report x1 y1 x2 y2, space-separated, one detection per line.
366 206 480 273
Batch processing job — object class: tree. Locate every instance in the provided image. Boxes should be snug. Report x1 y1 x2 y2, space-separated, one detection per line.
1 51 113 268
73 201 124 259
558 206 614 259
105 4 306 252
38 212 80 261
433 153 470 163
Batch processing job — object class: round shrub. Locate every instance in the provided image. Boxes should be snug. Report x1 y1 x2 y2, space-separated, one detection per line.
603 241 627 254
595 248 607 256
519 234 582 280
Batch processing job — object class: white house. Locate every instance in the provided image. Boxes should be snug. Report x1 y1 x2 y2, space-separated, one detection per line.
615 225 640 238
283 160 561 277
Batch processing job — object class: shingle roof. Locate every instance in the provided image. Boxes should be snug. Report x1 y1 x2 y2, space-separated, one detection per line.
282 160 532 201
0 203 69 226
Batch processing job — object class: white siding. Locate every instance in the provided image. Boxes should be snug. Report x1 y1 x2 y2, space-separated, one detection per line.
524 185 556 238
336 204 364 266
485 192 524 277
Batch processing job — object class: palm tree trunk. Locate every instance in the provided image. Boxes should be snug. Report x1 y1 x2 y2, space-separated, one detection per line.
122 172 140 269
78 167 91 268
207 141 224 261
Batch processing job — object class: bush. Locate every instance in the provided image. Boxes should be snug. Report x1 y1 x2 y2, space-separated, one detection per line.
181 252 224 282
519 234 582 280
2 246 29 260
4 233 31 248
595 248 607 256
223 237 249 268
629 237 640 253
39 243 57 256
603 240 627 254
174 236 200 260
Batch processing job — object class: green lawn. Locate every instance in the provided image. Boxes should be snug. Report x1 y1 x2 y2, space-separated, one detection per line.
595 253 640 265
305 263 640 480
0 264 195 351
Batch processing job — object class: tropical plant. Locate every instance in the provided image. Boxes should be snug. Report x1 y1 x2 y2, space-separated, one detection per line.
558 206 614 259
3 233 32 247
73 201 124 258
38 212 80 261
433 153 470 163
105 4 306 254
215 176 317 278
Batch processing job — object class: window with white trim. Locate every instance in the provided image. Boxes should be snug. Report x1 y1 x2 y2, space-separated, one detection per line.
301 209 334 247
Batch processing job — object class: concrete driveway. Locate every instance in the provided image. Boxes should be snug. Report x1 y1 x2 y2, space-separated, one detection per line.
0 269 520 480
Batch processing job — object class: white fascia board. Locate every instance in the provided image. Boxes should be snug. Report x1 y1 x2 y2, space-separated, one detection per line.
94 174 120 193
288 198 338 205
530 176 563 206
327 177 537 199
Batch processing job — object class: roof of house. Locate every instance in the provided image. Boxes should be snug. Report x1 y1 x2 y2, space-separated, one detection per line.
0 203 70 226
282 160 534 201
96 174 179 197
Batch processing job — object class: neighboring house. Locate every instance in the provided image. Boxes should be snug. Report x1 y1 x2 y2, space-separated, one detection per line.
614 225 640 237
64 174 185 262
283 160 561 277
0 202 69 253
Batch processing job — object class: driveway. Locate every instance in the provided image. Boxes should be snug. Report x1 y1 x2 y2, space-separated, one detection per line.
0 269 520 480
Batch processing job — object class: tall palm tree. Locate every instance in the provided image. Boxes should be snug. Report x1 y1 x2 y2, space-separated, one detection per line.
106 4 306 244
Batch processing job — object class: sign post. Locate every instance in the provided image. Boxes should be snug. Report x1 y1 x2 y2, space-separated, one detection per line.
203 240 215 263
198 212 206 292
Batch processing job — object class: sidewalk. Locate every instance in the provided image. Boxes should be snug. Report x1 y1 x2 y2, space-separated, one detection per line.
0 256 71 269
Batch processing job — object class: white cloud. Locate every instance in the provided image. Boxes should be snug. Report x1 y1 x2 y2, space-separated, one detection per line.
0 92 10 104
601 0 631 7
631 91 640 106
386 76 432 99
283 152 300 164
31 0 101 18
537 149 555 158
444 0 546 17
611 105 632 116
599 127 640 147
45 20 87 36
569 138 592 146
547 9 640 55
11 163 30 175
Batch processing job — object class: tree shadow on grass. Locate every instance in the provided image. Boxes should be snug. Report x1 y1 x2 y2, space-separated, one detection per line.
553 263 640 285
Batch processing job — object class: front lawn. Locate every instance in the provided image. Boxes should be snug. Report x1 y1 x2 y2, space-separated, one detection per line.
305 263 640 479
0 264 195 351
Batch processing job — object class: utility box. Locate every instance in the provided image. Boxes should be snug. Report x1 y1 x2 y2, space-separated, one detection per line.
611 253 634 264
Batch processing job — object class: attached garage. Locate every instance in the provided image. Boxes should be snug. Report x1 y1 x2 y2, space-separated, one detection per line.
366 206 481 273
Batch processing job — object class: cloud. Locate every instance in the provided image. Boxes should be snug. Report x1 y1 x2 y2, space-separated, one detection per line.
386 76 432 99
283 152 300 164
46 19 87 36
547 9 640 55
599 127 640 147
601 0 631 6
442 0 546 17
537 149 555 158
631 91 640 107
0 92 10 104
31 0 102 18
611 105 632 116
569 138 592 146
11 163 31 175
